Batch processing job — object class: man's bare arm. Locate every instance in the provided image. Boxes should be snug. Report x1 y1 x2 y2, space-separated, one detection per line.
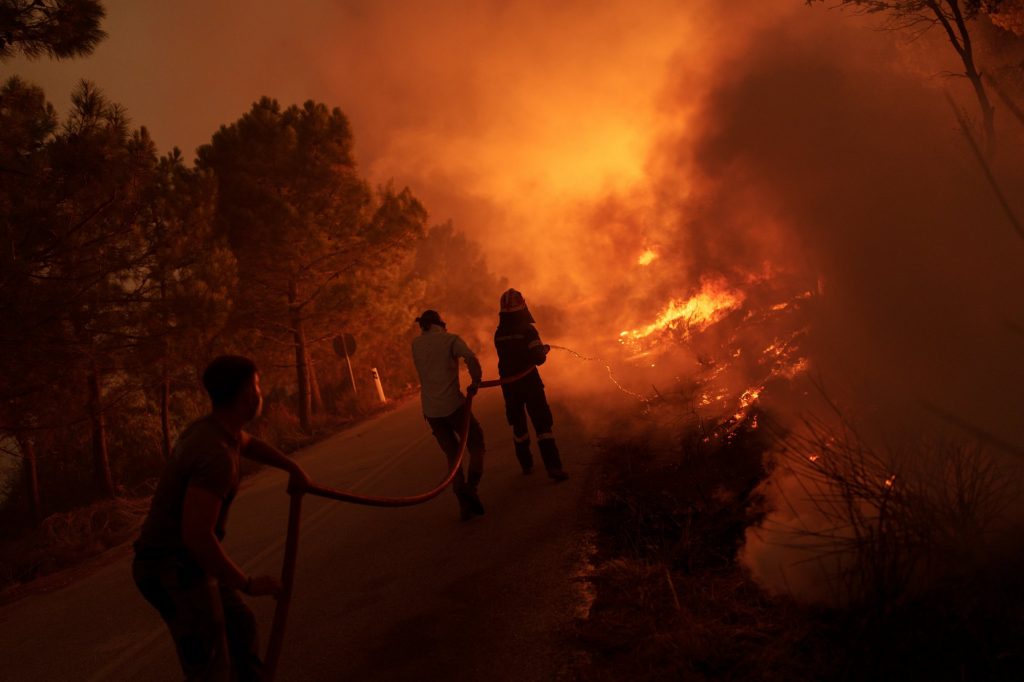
181 486 281 596
452 336 483 385
240 434 312 492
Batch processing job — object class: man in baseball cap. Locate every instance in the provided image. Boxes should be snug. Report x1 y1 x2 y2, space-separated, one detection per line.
411 309 487 520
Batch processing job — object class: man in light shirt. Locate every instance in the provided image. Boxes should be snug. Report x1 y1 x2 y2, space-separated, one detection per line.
411 309 486 521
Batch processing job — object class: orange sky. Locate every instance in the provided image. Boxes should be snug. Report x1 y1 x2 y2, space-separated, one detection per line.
6 1 812 298
8 2 684 240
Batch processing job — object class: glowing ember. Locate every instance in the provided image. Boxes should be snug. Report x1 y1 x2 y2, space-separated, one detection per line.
619 279 745 344
808 454 820 463
637 249 658 266
884 475 896 489
739 387 762 408
772 357 809 380
733 385 764 421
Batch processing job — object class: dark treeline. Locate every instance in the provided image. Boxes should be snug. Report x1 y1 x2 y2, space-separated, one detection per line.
0 77 503 529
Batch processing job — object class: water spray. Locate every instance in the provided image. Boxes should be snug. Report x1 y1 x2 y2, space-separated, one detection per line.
547 345 651 403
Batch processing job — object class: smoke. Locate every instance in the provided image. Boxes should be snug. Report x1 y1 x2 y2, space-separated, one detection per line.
638 3 1024 603
13 0 1024 598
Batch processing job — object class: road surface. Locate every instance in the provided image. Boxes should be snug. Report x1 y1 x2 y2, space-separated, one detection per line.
1 390 594 681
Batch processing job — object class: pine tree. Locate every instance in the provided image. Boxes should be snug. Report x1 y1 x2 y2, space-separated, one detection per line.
0 0 106 61
198 98 427 432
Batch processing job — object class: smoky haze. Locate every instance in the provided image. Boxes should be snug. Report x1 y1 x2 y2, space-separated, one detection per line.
11 0 1024 599
645 3 1024 602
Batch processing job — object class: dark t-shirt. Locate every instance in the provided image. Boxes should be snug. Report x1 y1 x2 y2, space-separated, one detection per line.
135 416 242 553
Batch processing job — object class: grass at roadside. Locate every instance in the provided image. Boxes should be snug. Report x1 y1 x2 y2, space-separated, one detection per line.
573 397 1024 681
573 408 835 681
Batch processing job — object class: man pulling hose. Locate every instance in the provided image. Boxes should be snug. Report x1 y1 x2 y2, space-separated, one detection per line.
133 356 311 680
411 309 487 520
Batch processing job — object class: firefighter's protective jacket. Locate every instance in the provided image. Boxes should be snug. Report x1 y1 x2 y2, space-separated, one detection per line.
494 315 548 377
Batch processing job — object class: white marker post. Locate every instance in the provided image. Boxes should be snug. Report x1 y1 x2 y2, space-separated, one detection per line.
371 367 387 404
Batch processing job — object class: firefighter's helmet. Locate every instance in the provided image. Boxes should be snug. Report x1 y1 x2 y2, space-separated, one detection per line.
500 289 528 313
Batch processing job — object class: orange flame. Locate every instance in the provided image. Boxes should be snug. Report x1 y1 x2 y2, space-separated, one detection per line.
637 249 658 266
733 385 764 421
619 279 745 344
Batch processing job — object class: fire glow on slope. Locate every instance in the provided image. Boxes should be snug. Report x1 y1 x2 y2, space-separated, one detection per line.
619 279 745 349
613 276 813 424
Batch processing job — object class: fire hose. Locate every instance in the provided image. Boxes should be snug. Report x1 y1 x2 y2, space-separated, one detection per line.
264 365 538 679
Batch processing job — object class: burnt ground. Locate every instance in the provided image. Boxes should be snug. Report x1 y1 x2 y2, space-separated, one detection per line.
570 405 1024 682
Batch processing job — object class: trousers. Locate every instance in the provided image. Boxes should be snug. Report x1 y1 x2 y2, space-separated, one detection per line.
132 550 263 681
500 370 554 439
426 402 485 493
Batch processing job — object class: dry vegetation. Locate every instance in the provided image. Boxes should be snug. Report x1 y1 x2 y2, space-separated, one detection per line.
574 393 1024 681
0 395 407 596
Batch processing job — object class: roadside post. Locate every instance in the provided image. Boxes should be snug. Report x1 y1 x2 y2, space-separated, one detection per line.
371 367 387 404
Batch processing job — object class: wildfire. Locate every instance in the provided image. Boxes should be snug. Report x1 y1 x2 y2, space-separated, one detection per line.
739 386 762 408
637 249 658 266
733 385 764 421
619 279 745 345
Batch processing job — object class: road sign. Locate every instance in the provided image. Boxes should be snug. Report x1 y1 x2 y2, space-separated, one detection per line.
333 334 358 397
332 334 356 357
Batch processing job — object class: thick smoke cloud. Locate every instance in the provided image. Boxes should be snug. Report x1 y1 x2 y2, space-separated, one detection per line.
678 6 1024 437
647 4 1024 602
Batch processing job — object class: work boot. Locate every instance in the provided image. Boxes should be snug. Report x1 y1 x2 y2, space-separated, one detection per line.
514 438 534 474
465 471 485 517
456 491 474 521
452 473 475 520
539 437 569 482
457 489 484 519
468 492 485 517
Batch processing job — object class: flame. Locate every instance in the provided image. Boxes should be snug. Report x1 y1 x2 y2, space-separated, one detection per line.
620 279 745 344
739 386 762 408
733 385 764 421
637 249 658 266
772 357 809 380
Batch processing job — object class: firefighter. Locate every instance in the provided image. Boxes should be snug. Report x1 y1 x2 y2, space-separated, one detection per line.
411 309 487 520
494 289 569 481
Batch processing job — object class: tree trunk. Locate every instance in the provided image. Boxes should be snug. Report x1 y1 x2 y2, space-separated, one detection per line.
288 280 312 433
159 275 172 462
308 350 324 414
18 436 41 526
962 56 996 157
934 0 997 156
87 368 115 497
160 364 172 462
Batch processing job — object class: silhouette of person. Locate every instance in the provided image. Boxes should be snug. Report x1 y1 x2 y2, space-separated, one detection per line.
411 309 487 520
494 289 568 481
132 355 310 681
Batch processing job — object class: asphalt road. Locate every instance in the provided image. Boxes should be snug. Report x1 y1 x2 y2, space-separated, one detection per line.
0 390 594 681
